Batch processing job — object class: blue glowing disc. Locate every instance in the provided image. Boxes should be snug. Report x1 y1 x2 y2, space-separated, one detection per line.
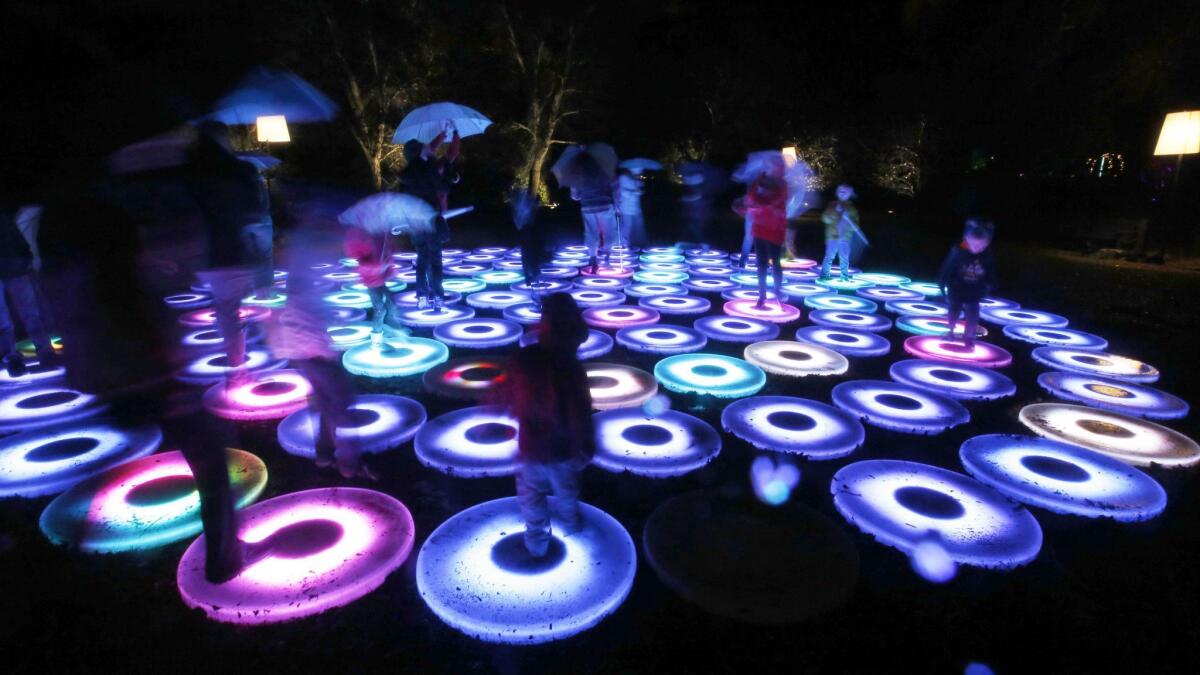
857 286 923 302
683 278 739 294
624 283 687 298
795 326 891 357
783 269 820 281
1036 372 1188 420
807 309 893 333
654 353 766 398
343 337 450 378
514 279 572 294
178 305 271 328
0 358 66 389
443 278 488 294
687 266 734 278
645 246 681 254
278 394 426 457
1003 325 1108 350
831 380 969 434
856 272 911 286
464 253 500 264
889 359 1016 401
721 396 865 460
413 406 519 476
323 290 374 309
569 289 627 308
502 302 544 325
416 496 636 643
240 291 289 309
895 315 988 338
639 294 711 316
494 260 526 271
804 293 878 313
326 323 375 351
423 357 510 401
816 276 875 292
1031 347 1158 383
433 318 523 349
341 280 404 294
633 267 688 282
477 270 524 285
616 325 708 355
392 269 419 284
164 292 212 310
693 315 780 343
729 272 761 287
466 290 533 310
394 290 465 307
443 248 468 257
743 340 850 377
0 420 161 498
981 307 1068 327
396 305 476 328
832 459 1042 568
1019 403 1200 469
579 265 635 280
586 362 659 409
640 253 685 264
176 348 284 385
519 328 613 361
584 306 661 329
542 265 583 278
592 408 721 477
722 288 787 302
331 307 368 323
780 283 826 298
0 386 107 434
885 300 949 317
979 296 1020 310
574 276 630 290
475 247 510 256
900 281 943 297
960 434 1167 521
180 324 265 351
445 263 492 278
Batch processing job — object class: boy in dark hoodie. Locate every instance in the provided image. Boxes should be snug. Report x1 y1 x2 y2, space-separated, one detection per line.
398 127 459 310
937 217 998 347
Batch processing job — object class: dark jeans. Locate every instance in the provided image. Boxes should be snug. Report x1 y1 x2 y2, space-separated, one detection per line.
516 459 585 556
754 238 783 299
1 274 52 359
947 292 981 344
168 407 241 582
367 286 394 333
519 222 548 282
290 357 357 462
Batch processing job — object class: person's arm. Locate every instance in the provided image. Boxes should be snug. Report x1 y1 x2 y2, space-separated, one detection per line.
937 246 958 295
984 249 999 295
445 130 461 163
423 131 447 160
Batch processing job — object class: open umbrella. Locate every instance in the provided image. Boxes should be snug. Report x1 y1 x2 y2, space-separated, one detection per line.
392 102 492 144
678 161 727 195
205 67 339 125
619 158 664 173
339 193 436 236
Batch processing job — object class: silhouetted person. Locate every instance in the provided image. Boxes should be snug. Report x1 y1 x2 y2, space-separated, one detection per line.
734 173 788 309
938 217 998 347
820 184 860 280
1 204 55 376
398 127 459 309
509 187 546 284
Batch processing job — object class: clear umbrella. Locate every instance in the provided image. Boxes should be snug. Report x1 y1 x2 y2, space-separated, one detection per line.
619 158 664 173
205 67 339 124
338 193 437 236
392 102 492 144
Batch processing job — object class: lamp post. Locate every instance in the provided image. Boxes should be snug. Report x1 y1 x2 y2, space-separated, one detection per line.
1152 111 1200 251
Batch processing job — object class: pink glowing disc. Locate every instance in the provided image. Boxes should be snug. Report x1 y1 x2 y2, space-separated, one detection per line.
178 306 271 328
903 336 1013 369
202 370 314 421
723 299 802 324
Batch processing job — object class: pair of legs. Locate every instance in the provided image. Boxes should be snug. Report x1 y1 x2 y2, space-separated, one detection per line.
241 221 274 299
169 408 243 584
946 293 981 347
582 206 618 268
195 266 256 371
0 274 54 373
289 357 372 476
740 215 753 268
515 459 584 557
367 285 395 333
754 238 783 308
412 228 445 303
821 238 852 279
519 221 548 283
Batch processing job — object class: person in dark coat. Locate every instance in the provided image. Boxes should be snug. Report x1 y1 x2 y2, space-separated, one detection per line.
937 217 998 347
398 128 459 309
0 205 55 376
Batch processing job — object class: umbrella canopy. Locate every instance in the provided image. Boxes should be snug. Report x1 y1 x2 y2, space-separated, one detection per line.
551 146 609 190
236 152 282 172
205 67 339 125
339 193 436 236
678 161 728 195
619 158 664 173
392 102 492 144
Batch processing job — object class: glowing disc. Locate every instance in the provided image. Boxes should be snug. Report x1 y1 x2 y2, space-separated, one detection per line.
683 278 739 293
519 329 613 361
654 353 766 398
181 325 265 350
176 348 283 385
592 408 720 477
981 307 1068 327
202 370 312 421
277 394 426 457
831 380 969 433
514 279 571 293
1030 347 1158 383
1003 325 1107 350
395 305 475 328
586 363 659 409
900 281 943 297
465 290 533 310
433 318 523 349
638 294 711 316
502 302 544 325
1037 372 1188 420
327 323 374 351
687 266 733 278
423 357 510 401
795 326 891 357
856 272 910 286
0 421 161 498
896 315 988 338
413 406 519 476
804 293 877 313
568 289 627 308
579 265 635 279
903 335 1012 368
477 270 523 285
721 396 865 459
540 266 581 279
979 297 1020 310
816 276 875 292
445 263 492 278
1018 403 1199 468
640 253 684 264
743 340 849 377
574 276 630 290
625 284 687 299
857 286 923 302
583 306 661 329
616 325 707 355
178 306 270 327
164 292 212 310
342 337 449 378
342 280 405 294
0 358 66 389
806 310 892 333
889 359 1016 401
178 487 415 624
443 278 487 294
780 283 826 298
0 386 106 434
693 315 779 343
723 299 801 323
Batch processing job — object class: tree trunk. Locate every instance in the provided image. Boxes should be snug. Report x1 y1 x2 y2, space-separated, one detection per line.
530 145 548 200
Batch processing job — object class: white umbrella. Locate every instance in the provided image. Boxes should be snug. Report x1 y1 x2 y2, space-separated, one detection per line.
205 67 338 125
339 193 436 236
392 102 492 144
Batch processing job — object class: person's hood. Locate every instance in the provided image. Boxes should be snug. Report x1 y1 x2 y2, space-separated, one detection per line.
403 139 424 163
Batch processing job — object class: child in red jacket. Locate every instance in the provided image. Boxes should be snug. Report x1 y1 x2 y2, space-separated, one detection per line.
343 224 397 348
734 173 788 309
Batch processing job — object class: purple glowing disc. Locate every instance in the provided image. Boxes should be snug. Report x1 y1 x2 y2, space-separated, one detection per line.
502 302 544 325
587 362 659 409
616 325 708 355
574 276 631 290
1003 325 1108 350
414 405 519 476
592 408 721 477
807 309 893 332
903 336 1013 368
1030 347 1159 383
1036 372 1188 420
693 315 780 343
889 359 1016 401
277 395 426 457
202 370 313 421
624 283 687 299
176 348 284 385
178 306 270 328
583 306 661 330
513 279 572 294
831 380 969 434
639 294 711 316
794 326 891 358
163 292 212 310
804 293 877 313
721 396 865 460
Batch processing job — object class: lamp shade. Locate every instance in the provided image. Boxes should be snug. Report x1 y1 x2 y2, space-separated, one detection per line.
1153 111 1200 156
256 115 291 143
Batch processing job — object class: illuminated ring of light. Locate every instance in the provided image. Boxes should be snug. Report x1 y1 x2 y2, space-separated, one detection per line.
586 363 659 409
416 496 636 644
494 260 526 271
831 380 969 433
807 309 893 333
654 353 766 398
164 292 212 310
574 276 630 290
202 370 313 421
900 281 943 297
443 248 469 257
722 288 788 302
326 322 374 351
423 358 510 401
625 284 687 298
178 487 414 624
592 408 721 477
505 249 524 259
569 289 627 308
339 257 360 267
0 386 107 434
960 434 1167 521
311 261 336 269
176 348 283 385
441 278 489 294
633 270 689 284
721 396 865 460
433 318 523 349
1037 372 1188 420
743 340 849 377
979 296 1021 310
391 251 418 262
583 306 661 330
856 272 910 286
323 271 361 283
639 295 711 316
178 306 271 327
539 266 581 279
616 325 707 355
180 324 262 345
803 293 877 313
394 291 464 309
687 266 733 278
780 283 826 298
464 254 501 264
640 253 685 264
41 449 266 553
693 315 780 343
723 299 802 323
816 276 875 292
903 336 1013 368
414 405 519 476
857 286 923 302
579 265 636 279
645 246 681 254
519 328 613 361
1030 347 1158 383
795 326 891 357
640 262 689 272
502 302 545 325
889 359 1016 401
392 269 418 283
475 247 510 255
0 358 67 389
466 290 533 310
681 247 719 257
514 279 571 293
683 278 739 294
342 280 406 294
550 258 587 268
323 291 373 309
729 272 761 287
686 256 731 267
781 257 819 269
342 337 449 378
885 300 949 317
477 270 524 285
831 459 1042 568
895 315 988 338
1019 403 1199 469
241 291 288 308
555 248 589 257
981 307 1069 327
783 270 820 282
0 420 161 498
396 305 476 328
278 395 426 457
1004 325 1108 350
331 307 368 323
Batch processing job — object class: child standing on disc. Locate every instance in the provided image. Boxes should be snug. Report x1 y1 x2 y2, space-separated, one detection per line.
937 217 998 347
820 184 861 280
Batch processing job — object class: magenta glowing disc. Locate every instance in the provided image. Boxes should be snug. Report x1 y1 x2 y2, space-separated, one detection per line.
583 306 661 330
178 306 270 328
202 370 313 421
579 265 636 279
903 336 1013 368
423 357 510 401
723 299 801 324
